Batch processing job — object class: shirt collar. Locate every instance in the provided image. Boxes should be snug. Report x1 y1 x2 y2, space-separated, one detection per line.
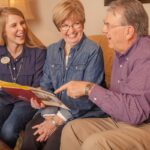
0 45 29 58
116 37 140 58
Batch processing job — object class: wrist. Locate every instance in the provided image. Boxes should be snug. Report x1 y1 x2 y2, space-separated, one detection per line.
50 116 64 127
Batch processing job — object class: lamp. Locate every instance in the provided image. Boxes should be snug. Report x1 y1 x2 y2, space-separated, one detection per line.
0 0 34 20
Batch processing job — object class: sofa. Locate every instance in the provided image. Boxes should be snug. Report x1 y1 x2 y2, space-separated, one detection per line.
0 34 114 150
89 34 114 87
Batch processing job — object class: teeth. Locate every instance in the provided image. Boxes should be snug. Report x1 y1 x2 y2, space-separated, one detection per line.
68 34 76 38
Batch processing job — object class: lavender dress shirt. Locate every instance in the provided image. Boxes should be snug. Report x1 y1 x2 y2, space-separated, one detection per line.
89 36 150 125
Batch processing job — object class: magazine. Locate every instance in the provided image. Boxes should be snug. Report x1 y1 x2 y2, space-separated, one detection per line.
0 80 69 110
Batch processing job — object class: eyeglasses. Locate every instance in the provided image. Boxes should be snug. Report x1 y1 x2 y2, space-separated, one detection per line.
104 22 126 30
60 22 82 31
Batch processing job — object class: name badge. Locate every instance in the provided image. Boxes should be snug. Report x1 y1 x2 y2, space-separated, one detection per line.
1 56 10 64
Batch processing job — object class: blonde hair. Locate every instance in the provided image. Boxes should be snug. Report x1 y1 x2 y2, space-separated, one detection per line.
0 7 45 48
53 0 85 30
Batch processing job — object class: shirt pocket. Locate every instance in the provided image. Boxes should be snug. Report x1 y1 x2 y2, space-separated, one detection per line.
69 64 85 80
49 64 62 84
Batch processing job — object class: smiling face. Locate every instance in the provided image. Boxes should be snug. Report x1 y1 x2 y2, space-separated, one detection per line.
59 18 84 47
4 14 27 48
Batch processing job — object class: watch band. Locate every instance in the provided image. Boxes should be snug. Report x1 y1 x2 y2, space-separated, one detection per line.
84 83 94 95
51 117 59 127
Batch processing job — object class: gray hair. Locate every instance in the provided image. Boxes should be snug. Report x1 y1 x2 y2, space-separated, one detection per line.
108 0 148 36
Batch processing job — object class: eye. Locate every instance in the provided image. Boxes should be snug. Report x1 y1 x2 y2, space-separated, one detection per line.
20 20 26 26
10 23 17 28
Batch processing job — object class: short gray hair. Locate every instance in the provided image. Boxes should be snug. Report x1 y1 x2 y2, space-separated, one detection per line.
108 0 148 36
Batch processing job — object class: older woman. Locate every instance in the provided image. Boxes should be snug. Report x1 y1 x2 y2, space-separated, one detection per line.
21 0 107 150
0 7 46 149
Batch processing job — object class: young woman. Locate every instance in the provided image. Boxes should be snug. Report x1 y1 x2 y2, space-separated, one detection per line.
0 7 46 149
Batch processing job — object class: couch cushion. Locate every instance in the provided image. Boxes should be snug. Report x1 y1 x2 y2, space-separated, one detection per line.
88 35 114 87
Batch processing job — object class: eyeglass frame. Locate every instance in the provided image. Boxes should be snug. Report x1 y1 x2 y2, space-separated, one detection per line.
60 22 82 31
103 22 128 31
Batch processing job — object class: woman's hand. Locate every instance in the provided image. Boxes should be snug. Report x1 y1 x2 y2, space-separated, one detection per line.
30 98 45 109
32 115 64 142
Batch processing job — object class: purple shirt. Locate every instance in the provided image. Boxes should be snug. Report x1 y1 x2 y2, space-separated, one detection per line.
89 36 150 125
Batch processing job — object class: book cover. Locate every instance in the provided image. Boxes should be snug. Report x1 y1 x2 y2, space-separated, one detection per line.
0 80 69 110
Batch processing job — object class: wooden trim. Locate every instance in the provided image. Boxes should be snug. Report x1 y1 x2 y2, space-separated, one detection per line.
104 0 150 6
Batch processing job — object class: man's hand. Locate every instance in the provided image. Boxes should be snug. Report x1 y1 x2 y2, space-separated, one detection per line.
54 81 94 99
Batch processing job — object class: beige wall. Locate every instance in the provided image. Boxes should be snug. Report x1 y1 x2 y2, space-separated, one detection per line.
29 0 150 46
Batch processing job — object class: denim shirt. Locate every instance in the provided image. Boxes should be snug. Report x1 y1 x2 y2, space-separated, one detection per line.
40 35 106 118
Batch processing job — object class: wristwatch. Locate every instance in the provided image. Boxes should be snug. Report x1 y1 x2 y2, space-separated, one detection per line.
84 83 94 95
51 117 59 127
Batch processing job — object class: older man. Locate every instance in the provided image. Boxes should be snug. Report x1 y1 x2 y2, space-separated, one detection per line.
55 0 150 149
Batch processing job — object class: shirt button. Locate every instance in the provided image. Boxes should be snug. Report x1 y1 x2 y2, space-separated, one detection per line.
120 64 123 68
126 57 129 61
13 67 15 70
51 65 54 68
93 97 97 101
75 66 78 69
118 80 120 83
66 67 68 70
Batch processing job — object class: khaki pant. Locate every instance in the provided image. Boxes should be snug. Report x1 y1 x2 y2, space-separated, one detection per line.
60 117 150 150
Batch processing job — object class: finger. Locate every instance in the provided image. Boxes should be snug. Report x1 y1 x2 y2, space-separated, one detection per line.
32 124 41 129
54 82 69 94
36 134 45 142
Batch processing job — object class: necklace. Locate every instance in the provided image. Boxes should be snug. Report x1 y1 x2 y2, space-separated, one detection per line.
8 58 24 83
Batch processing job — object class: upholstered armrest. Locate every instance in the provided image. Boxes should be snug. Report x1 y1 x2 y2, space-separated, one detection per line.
88 35 114 87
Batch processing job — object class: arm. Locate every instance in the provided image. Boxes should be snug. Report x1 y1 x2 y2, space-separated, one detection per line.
40 53 54 92
89 58 150 125
55 58 150 125
32 48 46 87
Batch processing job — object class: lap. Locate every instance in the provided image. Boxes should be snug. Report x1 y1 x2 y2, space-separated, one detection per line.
1 101 36 133
82 123 150 150
62 117 150 150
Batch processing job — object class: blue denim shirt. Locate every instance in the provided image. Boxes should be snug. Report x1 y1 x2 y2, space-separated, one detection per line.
40 35 106 119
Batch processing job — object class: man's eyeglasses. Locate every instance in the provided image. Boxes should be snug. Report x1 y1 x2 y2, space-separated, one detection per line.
104 22 127 30
60 22 82 31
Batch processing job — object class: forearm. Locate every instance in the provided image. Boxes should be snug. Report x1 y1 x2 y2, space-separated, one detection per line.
89 85 150 125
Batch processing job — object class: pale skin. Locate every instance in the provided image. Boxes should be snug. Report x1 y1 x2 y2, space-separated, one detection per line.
54 81 94 99
30 99 64 142
4 14 27 59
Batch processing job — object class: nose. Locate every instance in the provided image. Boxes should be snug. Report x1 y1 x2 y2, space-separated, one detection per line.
18 24 24 30
102 24 108 35
67 26 75 32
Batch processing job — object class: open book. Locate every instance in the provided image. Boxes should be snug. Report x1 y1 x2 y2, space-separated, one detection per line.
0 80 69 110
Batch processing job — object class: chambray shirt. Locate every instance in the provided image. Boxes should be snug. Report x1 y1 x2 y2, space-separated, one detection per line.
89 36 150 125
40 35 106 119
0 45 46 104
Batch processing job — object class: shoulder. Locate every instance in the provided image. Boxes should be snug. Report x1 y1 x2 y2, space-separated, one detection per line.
134 36 150 60
47 40 62 52
81 36 102 54
24 46 46 58
0 45 5 55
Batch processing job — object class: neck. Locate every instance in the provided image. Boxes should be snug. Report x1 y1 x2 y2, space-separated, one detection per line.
65 44 72 56
7 45 23 59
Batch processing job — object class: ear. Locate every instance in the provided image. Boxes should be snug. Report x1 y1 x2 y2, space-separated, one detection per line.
125 25 135 40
